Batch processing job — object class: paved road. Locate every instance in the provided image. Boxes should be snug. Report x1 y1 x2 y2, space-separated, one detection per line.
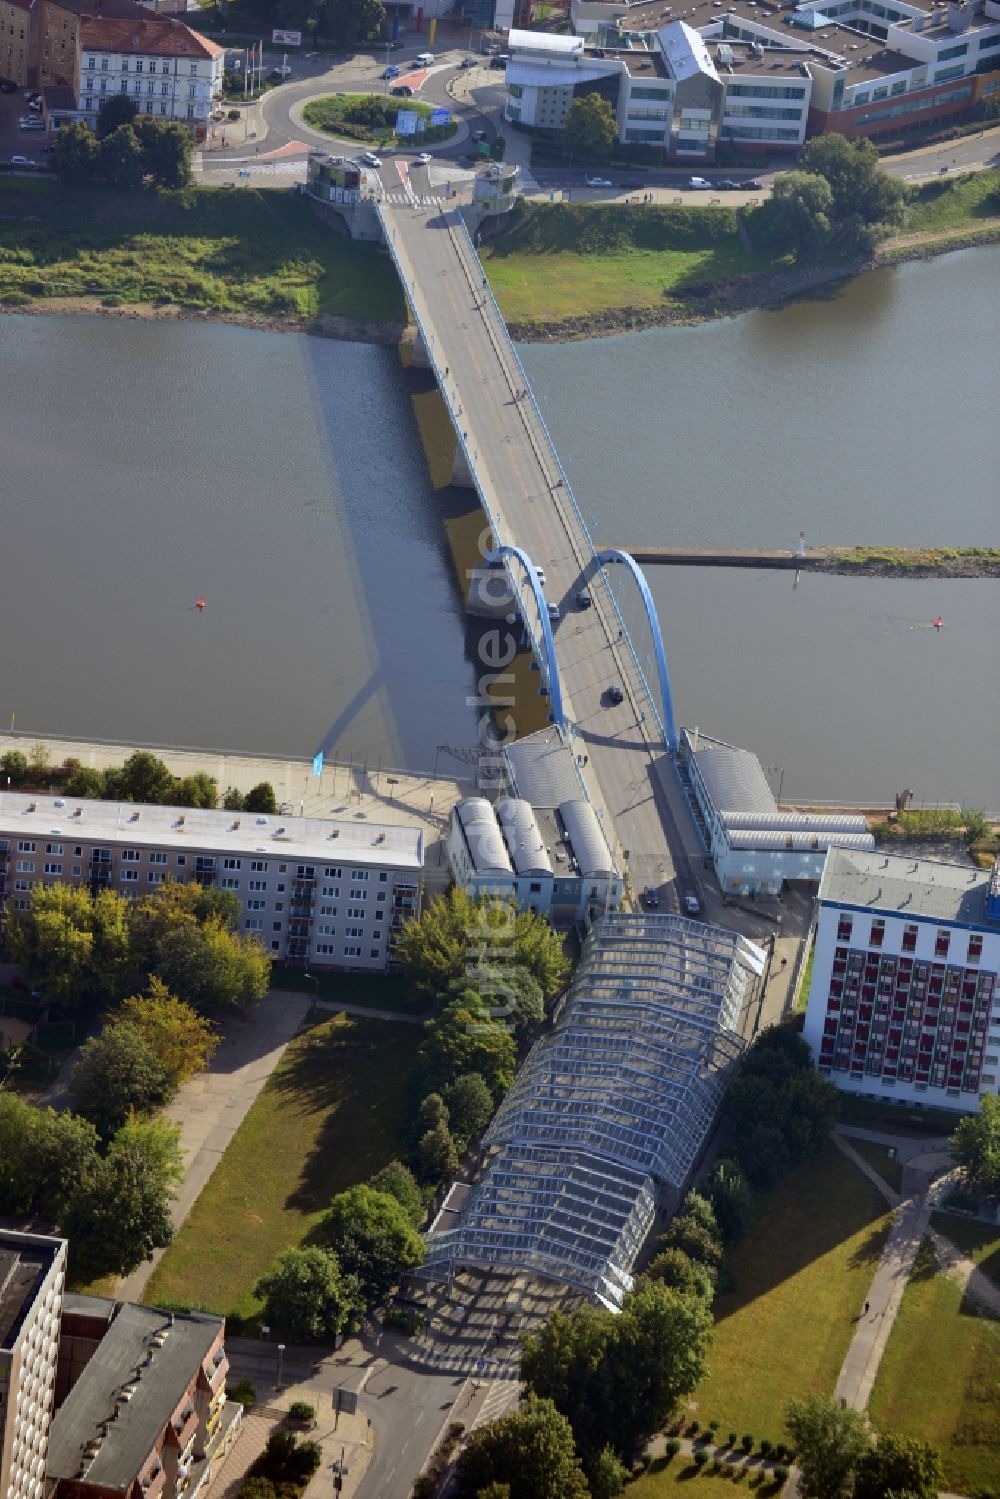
380 187 684 892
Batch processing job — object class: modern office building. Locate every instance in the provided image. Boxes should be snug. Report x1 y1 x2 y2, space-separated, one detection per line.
678 728 874 896
0 1232 67 1499
506 0 1000 154
0 792 423 973
803 847 1000 1110
421 911 765 1307
46 1299 239 1499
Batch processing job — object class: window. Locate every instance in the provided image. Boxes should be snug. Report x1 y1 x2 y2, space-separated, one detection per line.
320 904 337 917
46 843 63 855
345 926 364 938
378 872 388 883
150 851 167 864
17 841 36 853
72 866 81 877
177 855 186 866
161 84 169 97
190 61 198 74
318 923 335 936
968 934 983 963
15 860 34 873
350 869 369 882
248 879 267 891
376 891 387 903
529 882 542 893
349 888 367 901
121 850 140 863
315 943 335 955
370 949 381 959
148 871 165 884
246 899 266 911
14 880 31 892
870 920 885 948
121 869 139 882
121 80 129 92
322 886 339 899
937 40 968 60
136 58 143 71
122 57 129 70
44 863 62 876
325 866 342 878
275 902 284 912
223 858 241 870
101 56 109 70
343 945 362 957
272 922 282 932
162 60 170 73
935 930 951 958
245 917 263 931
347 906 366 920
221 877 240 890
251 860 267 872
87 55 95 68
902 924 918 952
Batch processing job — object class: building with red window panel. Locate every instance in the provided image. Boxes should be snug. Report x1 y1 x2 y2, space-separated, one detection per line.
803 847 1000 1112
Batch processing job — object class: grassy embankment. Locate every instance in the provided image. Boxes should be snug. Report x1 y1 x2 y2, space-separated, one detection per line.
301 93 457 147
826 545 1000 574
0 176 404 323
143 1011 419 1324
869 1232 1000 1494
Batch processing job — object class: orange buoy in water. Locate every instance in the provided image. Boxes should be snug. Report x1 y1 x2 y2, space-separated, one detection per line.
933 616 943 631
195 598 206 612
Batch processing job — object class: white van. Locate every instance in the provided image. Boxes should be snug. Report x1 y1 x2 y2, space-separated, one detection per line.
415 51 434 64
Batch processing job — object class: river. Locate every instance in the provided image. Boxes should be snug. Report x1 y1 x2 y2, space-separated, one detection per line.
1 246 997 805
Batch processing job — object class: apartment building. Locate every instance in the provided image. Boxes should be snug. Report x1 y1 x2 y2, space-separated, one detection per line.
509 0 1000 153
0 792 424 973
0 1233 67 1499
803 847 1000 1110
46 1300 238 1499
0 0 37 88
76 11 224 131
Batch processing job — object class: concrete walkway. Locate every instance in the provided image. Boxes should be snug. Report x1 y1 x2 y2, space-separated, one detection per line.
117 989 311 1302
311 998 425 1025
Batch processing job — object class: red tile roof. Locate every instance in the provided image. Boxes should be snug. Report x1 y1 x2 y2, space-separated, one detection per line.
79 11 224 59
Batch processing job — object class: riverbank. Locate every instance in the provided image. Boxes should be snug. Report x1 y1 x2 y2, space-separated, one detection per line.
629 545 1000 578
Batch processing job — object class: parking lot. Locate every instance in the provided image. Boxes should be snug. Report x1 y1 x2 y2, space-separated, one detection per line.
0 87 52 166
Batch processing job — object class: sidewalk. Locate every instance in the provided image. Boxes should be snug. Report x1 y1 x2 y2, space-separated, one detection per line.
117 989 311 1302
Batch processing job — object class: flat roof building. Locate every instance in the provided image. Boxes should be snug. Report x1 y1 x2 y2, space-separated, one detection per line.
0 1231 68 1499
0 792 424 973
803 847 1000 1110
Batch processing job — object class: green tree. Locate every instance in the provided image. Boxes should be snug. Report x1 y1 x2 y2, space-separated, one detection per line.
7 884 131 1007
950 1092 1000 1197
589 1446 627 1499
418 995 517 1099
223 787 246 811
254 1430 322 1486
854 1432 941 1499
318 1185 425 1304
473 1486 511 1499
454 1396 590 1499
129 880 242 968
786 1396 871 1499
320 0 386 49
254 1247 363 1341
53 120 99 180
100 124 146 189
117 977 219 1089
90 887 134 1002
444 1072 494 1149
756 171 832 259
798 134 906 249
417 1120 461 1185
116 750 178 802
132 115 194 188
64 765 105 798
643 1247 714 1305
704 1157 754 1246
153 916 271 1013
64 1118 180 1278
604 1283 713 1460
69 1022 173 1138
0 1096 100 1219
657 1212 722 1276
368 1161 424 1227
96 93 139 139
473 964 545 1042
1 750 28 784
245 781 279 814
174 772 218 809
418 1091 450 1132
395 889 567 1002
563 92 617 162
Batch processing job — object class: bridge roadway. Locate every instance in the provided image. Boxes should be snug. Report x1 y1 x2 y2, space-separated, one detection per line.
378 191 695 901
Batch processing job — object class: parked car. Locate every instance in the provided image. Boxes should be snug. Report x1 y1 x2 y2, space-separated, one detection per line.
642 886 659 907
414 151 432 165
381 64 400 79
686 176 711 189
415 51 434 65
10 154 34 166
390 84 413 96
18 117 44 131
683 892 702 916
586 175 612 187
743 178 764 191
533 565 546 586
716 177 741 190
618 177 645 189
460 55 477 67
360 150 382 167
0 79 18 94
489 54 509 69
607 684 624 705
576 588 592 609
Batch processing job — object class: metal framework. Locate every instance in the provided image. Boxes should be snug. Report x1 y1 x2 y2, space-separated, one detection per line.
486 544 565 728
421 912 765 1308
596 549 677 752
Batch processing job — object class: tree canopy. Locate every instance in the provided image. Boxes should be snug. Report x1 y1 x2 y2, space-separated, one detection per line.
116 977 219 1089
786 1396 872 1499
725 1024 838 1190
854 1432 942 1499
394 888 569 1001
7 884 132 1008
418 994 517 1100
454 1396 591 1499
64 1116 182 1279
950 1092 1000 1197
798 134 906 249
368 1160 424 1227
756 171 833 260
444 1072 495 1149
69 1022 173 1138
0 1095 100 1220
153 916 271 1013
564 93 617 161
317 1185 425 1304
254 1247 363 1342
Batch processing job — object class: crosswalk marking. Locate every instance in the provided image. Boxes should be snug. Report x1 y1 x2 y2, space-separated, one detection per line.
469 1379 522 1435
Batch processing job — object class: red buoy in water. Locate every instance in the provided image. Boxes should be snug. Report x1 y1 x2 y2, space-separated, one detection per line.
933 616 943 631
195 598 206 612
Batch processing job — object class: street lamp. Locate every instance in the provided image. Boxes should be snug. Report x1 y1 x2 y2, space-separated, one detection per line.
276 1343 286 1388
302 972 320 1002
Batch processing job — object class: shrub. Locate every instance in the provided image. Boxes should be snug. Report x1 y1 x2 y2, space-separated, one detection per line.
688 1421 700 1436
742 1435 754 1453
728 1432 739 1448
102 294 122 307
694 1449 709 1468
665 1439 682 1459
772 1444 787 1462
709 1421 721 1433
228 108 240 120
773 1466 790 1486
288 1402 315 1422
759 1439 772 1457
229 1377 256 1408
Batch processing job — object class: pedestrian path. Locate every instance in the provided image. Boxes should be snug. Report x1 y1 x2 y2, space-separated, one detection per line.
466 1379 521 1435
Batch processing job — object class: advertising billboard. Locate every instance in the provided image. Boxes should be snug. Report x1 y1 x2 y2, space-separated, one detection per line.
272 28 302 44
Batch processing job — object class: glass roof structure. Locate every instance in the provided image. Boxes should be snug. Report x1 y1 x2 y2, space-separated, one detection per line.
422 912 766 1309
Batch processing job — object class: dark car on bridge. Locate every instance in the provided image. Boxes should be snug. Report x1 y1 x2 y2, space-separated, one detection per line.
607 685 624 705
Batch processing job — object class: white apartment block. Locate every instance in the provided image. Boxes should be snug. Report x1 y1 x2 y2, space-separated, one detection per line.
0 1232 68 1499
0 793 423 973
803 847 1000 1111
77 12 223 131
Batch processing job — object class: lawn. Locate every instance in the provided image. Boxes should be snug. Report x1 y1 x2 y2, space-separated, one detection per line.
301 93 457 147
835 1093 957 1137
869 1236 1000 1495
844 1138 904 1196
930 1212 1000 1291
630 1455 784 1499
481 202 779 325
690 1144 891 1441
143 1011 420 1323
905 168 1000 234
0 176 404 322
267 966 427 1016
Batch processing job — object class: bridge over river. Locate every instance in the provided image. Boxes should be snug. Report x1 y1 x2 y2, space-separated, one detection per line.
377 194 703 904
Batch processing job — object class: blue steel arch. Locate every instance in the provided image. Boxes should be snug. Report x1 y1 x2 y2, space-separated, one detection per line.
596 549 677 753
486 544 565 730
